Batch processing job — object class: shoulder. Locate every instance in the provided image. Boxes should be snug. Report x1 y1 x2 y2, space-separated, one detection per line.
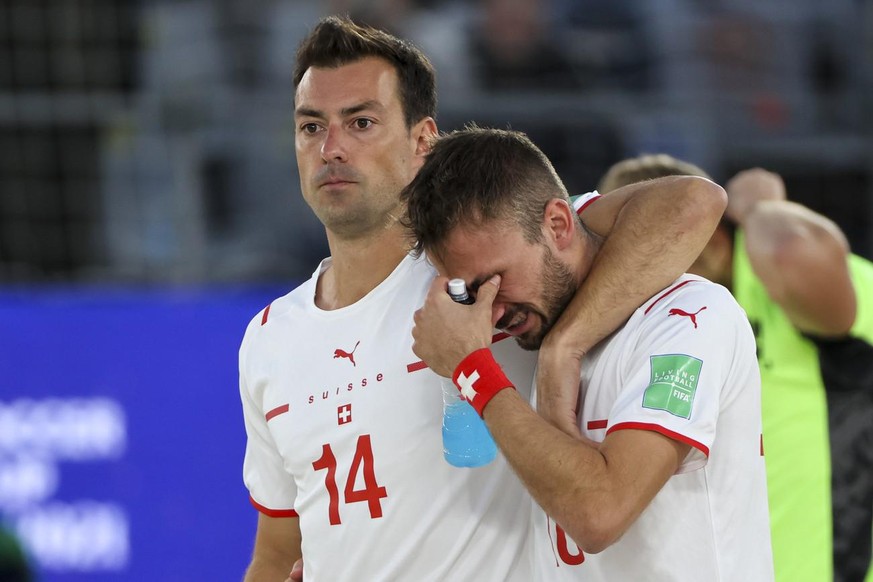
633 275 749 341
640 275 737 317
239 278 315 355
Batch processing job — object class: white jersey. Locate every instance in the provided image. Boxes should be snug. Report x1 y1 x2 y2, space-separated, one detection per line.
239 253 537 581
531 275 774 581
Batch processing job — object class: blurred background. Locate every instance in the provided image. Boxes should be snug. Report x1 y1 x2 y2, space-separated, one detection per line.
0 0 871 580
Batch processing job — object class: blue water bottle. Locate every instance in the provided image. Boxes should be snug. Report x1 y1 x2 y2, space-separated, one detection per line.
442 279 498 467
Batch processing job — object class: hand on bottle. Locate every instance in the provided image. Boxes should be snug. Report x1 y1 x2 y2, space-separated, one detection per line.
412 275 499 377
725 168 787 225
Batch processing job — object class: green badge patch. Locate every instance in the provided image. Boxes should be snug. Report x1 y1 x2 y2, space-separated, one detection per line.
642 354 702 419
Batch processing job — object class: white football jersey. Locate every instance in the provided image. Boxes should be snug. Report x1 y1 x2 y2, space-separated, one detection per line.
531 275 774 581
240 253 538 581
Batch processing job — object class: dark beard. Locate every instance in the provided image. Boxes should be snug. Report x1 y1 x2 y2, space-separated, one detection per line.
514 244 577 350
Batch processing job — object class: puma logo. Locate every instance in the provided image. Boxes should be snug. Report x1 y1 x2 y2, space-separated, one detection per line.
668 306 707 329
334 341 361 366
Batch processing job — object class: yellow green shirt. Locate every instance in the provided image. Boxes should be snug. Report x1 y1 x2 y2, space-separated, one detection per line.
733 231 873 582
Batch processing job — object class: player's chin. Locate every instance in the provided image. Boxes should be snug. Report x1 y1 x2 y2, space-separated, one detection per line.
512 323 548 351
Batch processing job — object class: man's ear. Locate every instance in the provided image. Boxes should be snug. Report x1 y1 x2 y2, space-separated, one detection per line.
544 198 576 250
413 117 438 157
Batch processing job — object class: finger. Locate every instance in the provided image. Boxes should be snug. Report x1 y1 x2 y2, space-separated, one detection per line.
491 303 506 327
289 558 304 582
475 274 501 310
427 275 449 300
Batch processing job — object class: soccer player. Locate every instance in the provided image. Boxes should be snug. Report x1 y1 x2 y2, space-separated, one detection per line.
405 127 774 581
597 155 873 582
239 17 726 581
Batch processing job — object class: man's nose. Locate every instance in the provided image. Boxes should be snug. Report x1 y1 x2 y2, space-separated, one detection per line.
321 125 348 162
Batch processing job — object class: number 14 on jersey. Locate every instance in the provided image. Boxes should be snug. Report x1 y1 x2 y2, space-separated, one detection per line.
312 434 389 525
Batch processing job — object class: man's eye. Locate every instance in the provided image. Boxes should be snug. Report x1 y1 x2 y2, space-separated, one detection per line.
354 119 373 129
301 123 319 134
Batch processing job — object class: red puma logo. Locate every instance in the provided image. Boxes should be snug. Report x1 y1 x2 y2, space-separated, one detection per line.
334 341 361 366
668 306 707 328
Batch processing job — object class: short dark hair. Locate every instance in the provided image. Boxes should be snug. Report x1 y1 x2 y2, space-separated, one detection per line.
597 154 712 194
402 125 571 257
293 15 437 129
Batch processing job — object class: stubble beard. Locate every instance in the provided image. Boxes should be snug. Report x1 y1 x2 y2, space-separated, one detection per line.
515 245 578 351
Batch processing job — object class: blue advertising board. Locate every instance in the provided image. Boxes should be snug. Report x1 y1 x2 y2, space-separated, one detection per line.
0 285 290 581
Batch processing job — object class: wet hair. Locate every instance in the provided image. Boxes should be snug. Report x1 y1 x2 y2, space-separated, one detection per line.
293 15 437 128
597 154 712 194
402 125 571 257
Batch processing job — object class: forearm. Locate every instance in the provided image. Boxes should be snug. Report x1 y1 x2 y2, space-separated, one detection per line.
244 514 302 582
483 389 622 552
548 176 726 353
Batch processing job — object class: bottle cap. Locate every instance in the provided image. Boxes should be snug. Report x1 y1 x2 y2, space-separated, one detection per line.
448 279 467 297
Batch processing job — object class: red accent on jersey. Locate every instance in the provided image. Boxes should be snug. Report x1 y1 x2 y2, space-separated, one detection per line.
668 306 708 329
265 404 289 421
406 360 428 373
760 433 765 456
334 341 360 366
608 421 710 457
587 419 608 430
260 303 272 325
249 495 298 518
575 194 602 215
406 332 513 373
644 280 695 315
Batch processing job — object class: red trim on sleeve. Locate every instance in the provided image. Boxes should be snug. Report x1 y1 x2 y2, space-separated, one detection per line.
760 433 764 456
607 421 710 457
406 332 514 374
260 304 272 325
265 403 289 421
575 194 602 216
249 495 298 518
644 280 694 315
587 419 608 430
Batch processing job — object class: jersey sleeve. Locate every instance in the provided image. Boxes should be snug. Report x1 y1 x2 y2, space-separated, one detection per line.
239 317 298 517
570 191 601 216
606 283 754 473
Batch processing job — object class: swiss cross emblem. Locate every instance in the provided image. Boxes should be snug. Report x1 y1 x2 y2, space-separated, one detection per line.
337 403 352 425
456 370 480 403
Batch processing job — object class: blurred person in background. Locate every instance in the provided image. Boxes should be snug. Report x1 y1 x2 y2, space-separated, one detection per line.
239 15 726 582
405 127 773 581
597 154 873 582
0 524 32 582
469 0 584 91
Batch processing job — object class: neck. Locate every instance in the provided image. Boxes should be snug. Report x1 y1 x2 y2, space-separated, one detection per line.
572 227 604 288
315 223 412 310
